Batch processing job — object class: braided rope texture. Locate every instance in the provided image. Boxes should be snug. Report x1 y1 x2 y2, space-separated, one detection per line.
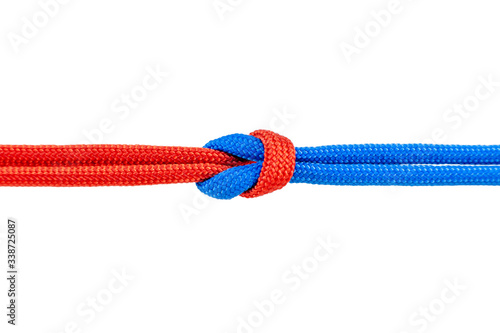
0 145 249 186
196 130 295 199
2 131 500 199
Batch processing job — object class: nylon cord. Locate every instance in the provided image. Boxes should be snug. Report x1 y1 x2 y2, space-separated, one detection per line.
2 130 500 199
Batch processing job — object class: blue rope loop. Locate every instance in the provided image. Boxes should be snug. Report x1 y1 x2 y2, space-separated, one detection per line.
197 130 500 200
196 134 265 200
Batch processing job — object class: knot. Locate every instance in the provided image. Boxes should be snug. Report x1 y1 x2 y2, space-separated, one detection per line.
196 130 296 199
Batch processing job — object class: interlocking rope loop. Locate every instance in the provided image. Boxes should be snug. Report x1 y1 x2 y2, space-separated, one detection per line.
196 130 296 199
2 129 500 199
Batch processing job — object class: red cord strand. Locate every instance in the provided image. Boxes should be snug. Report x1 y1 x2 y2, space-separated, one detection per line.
0 145 244 167
0 145 250 187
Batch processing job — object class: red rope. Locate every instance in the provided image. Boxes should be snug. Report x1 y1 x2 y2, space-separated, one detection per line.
0 145 251 187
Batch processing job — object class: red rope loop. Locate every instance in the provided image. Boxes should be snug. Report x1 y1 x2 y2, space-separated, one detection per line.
241 130 296 198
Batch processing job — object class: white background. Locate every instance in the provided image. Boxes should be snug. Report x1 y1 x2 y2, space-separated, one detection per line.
1 0 500 332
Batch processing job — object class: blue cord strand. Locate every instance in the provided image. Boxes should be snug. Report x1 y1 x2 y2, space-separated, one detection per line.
291 163 500 185
296 144 500 165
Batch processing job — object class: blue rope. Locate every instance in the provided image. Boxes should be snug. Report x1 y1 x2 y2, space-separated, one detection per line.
291 163 500 185
197 133 500 199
